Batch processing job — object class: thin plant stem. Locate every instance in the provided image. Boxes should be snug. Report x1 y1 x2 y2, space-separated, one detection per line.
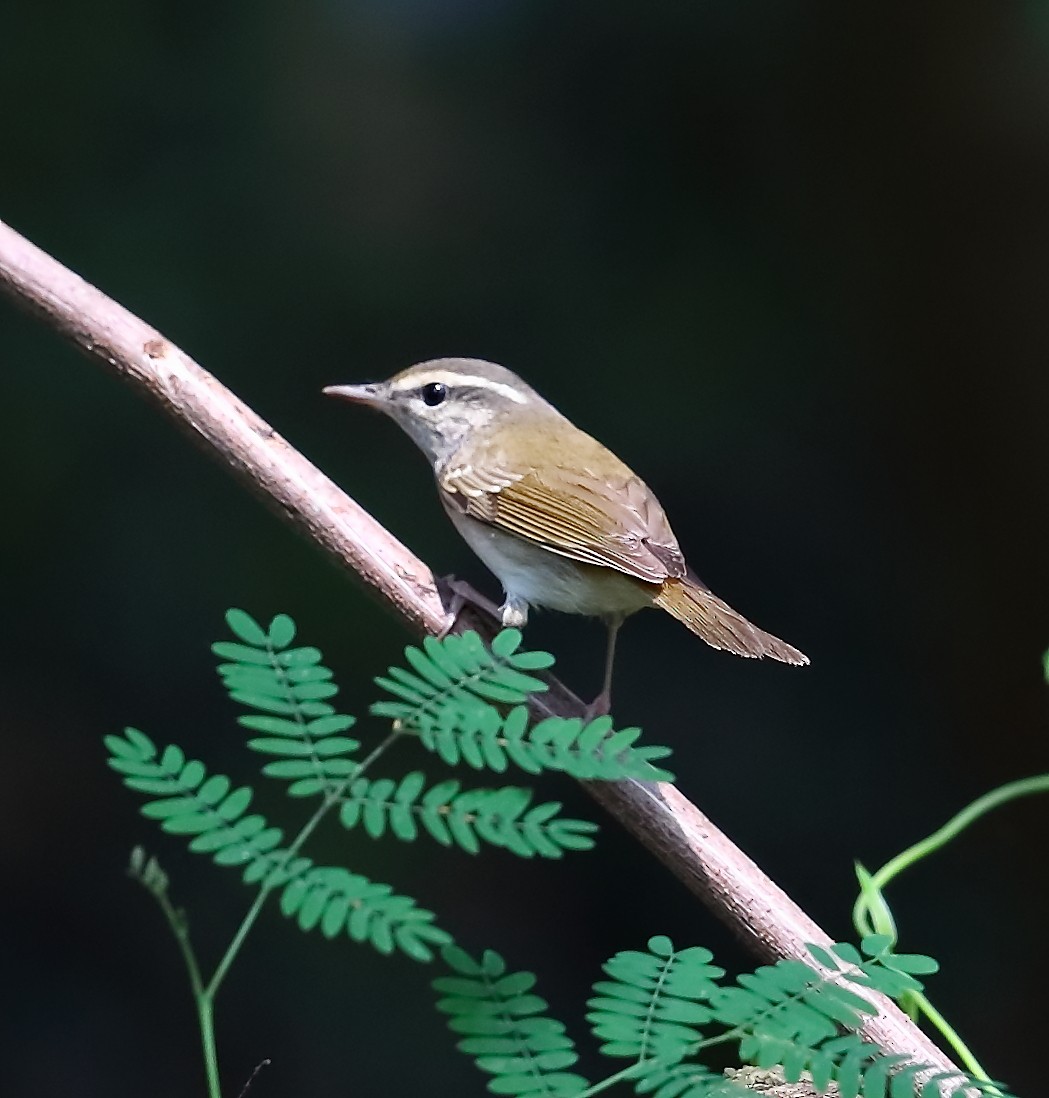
909 992 994 1085
879 773 1049 884
133 866 222 1098
202 788 331 1001
204 887 273 1003
574 1013 791 1098
184 727 404 1093
153 888 205 1000
854 774 1049 934
344 727 405 782
197 997 221 1098
235 1059 272 1098
851 774 1049 1088
575 1063 647 1098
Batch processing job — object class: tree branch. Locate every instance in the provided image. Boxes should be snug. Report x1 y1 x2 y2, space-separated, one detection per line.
0 215 972 1091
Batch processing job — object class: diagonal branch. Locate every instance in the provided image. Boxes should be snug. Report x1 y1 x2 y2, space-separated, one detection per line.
0 215 970 1092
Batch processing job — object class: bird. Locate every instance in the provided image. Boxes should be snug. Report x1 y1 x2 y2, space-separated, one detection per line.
324 357 807 711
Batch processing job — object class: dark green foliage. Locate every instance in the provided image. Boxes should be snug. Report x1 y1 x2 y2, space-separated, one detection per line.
100 610 1019 1098
704 938 1010 1098
106 727 286 873
372 629 553 727
108 611 1010 1098
338 772 598 857
424 934 1012 1098
712 936 930 1058
713 958 871 1047
587 935 723 1068
280 865 452 962
741 1031 1006 1098
635 1064 754 1098
214 609 360 797
371 629 674 781
105 726 450 961
107 610 643 977
422 707 675 782
434 945 589 1098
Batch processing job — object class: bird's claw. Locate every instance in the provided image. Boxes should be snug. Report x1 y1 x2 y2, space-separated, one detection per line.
584 691 613 721
436 575 502 638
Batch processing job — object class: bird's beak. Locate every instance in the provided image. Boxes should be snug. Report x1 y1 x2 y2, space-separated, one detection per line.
322 383 385 407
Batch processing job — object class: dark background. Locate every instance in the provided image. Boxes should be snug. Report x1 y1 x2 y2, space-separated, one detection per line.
2 2 1048 1095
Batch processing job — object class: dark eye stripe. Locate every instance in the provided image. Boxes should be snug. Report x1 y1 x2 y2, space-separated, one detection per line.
421 382 447 406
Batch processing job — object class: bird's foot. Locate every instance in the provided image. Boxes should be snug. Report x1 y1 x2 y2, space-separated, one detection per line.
584 690 612 722
436 575 502 638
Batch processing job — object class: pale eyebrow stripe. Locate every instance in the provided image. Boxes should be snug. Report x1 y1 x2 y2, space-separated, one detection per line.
391 372 529 404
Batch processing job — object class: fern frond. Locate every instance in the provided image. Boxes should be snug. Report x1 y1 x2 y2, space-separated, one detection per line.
434 945 589 1098
810 936 939 1001
337 771 598 857
371 629 551 729
742 1032 1009 1098
710 952 878 1053
106 728 449 962
372 629 674 781
635 1062 754 1098
213 609 359 797
106 727 285 871
711 942 1014 1098
419 705 674 782
279 866 452 963
586 935 723 1069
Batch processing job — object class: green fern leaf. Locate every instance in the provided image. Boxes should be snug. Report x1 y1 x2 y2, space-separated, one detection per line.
225 608 270 645
279 866 450 962
107 728 449 962
798 940 936 1006
586 936 723 1069
267 612 296 648
213 609 359 796
434 945 588 1097
525 715 674 780
337 772 598 857
412 705 673 782
371 629 674 780
371 630 551 732
106 727 287 872
712 945 1018 1098
711 953 875 1052
635 1063 755 1098
741 1032 1009 1098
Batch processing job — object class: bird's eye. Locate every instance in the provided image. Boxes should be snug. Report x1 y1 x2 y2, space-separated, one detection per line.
421 382 447 407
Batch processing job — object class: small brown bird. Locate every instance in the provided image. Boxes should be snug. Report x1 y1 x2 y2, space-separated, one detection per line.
325 358 807 709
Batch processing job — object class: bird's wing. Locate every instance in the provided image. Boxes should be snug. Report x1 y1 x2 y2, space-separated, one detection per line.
438 423 686 584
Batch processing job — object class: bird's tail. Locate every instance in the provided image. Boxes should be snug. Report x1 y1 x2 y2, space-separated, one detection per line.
654 575 808 666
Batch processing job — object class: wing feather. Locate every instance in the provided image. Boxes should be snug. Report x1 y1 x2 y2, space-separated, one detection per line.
438 421 686 584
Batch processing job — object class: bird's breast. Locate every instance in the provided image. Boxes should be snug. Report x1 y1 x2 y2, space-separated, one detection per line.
444 503 654 618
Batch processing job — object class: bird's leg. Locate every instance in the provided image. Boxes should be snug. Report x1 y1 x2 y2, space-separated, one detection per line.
498 596 529 629
586 614 624 719
436 575 502 638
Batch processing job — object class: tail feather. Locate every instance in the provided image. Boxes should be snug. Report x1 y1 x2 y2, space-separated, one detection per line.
654 576 808 666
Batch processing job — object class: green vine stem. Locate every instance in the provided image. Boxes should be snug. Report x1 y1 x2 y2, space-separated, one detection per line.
574 1062 648 1098
137 868 221 1097
853 772 1049 1087
854 774 1049 931
907 991 994 1085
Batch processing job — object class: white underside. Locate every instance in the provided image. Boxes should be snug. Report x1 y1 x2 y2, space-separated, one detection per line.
446 505 654 622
